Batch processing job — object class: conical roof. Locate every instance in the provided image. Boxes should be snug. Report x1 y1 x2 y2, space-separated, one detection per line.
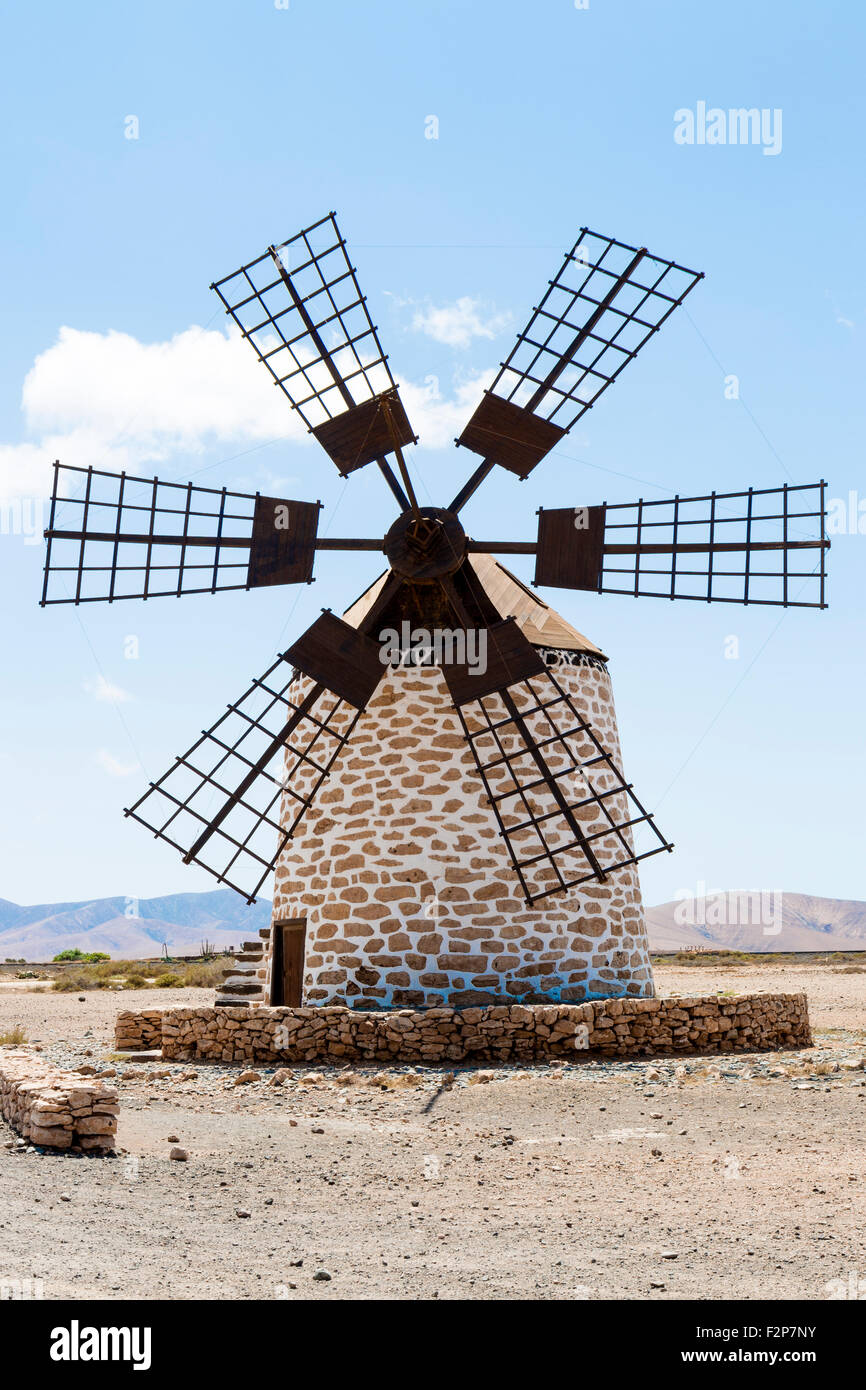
342 553 607 660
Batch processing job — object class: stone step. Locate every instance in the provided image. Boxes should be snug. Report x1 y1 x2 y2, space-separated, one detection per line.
241 941 263 953
218 979 263 996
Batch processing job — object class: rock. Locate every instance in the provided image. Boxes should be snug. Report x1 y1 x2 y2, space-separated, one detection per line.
236 1208 252 1218
661 1250 678 1259
167 1134 179 1143
468 1071 494 1085
312 1270 332 1282
76 1115 115 1136
169 1147 189 1162
270 1069 292 1085
234 1070 261 1085
60 1193 71 1202
30 1126 72 1148
646 1068 661 1080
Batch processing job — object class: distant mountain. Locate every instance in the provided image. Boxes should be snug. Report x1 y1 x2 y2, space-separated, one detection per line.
645 891 866 953
0 890 270 961
2 887 864 962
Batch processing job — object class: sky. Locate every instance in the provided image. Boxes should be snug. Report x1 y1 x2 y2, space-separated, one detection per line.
0 0 863 916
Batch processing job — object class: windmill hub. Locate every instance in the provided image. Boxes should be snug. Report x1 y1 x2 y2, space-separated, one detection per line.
383 506 466 581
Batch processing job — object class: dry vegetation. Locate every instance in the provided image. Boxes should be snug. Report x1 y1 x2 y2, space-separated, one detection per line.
49 957 228 992
0 956 228 992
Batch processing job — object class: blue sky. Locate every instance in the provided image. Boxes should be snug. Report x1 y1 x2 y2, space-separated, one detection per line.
0 0 863 913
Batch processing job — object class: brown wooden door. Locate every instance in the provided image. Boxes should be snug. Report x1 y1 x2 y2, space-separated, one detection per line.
271 920 306 1006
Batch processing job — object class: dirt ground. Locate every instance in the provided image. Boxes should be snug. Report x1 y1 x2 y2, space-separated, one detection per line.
1 961 864 1301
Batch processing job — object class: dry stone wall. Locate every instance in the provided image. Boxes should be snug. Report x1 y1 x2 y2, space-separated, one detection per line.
271 651 655 1009
115 1009 164 1051
154 992 811 1064
0 1051 118 1152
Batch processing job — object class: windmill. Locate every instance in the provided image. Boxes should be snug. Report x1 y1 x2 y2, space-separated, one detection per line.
41 214 829 1008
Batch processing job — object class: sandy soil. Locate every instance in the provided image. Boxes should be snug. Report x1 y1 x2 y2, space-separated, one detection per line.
1 962 864 1301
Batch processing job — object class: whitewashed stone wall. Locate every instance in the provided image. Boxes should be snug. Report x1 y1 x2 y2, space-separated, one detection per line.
269 647 656 1009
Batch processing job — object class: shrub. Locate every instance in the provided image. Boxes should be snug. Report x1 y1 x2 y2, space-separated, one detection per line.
0 1024 27 1045
52 949 111 963
180 958 226 987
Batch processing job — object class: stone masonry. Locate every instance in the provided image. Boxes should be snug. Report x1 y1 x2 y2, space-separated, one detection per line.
269 646 655 1010
142 992 811 1064
0 1050 119 1152
114 1009 164 1051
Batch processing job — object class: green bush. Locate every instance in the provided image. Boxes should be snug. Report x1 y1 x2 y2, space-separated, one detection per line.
52 949 111 963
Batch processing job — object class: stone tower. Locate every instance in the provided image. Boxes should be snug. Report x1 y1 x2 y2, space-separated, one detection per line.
258 555 656 1010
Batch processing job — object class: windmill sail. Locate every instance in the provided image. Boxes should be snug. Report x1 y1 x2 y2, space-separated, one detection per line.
445 662 672 905
211 212 416 476
125 616 385 902
450 228 702 509
533 482 829 608
40 463 321 604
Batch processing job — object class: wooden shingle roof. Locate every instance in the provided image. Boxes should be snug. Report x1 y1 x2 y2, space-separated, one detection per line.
342 553 606 660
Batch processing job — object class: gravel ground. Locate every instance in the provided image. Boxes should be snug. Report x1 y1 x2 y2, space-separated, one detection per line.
1 962 864 1301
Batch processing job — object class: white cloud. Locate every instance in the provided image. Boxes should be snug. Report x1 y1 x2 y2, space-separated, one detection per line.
84 675 132 704
22 324 303 447
408 296 511 349
0 321 499 507
400 369 496 449
0 323 307 507
96 749 140 778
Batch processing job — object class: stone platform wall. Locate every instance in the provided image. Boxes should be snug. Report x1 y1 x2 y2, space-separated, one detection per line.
147 992 811 1065
0 1051 118 1152
115 1009 164 1051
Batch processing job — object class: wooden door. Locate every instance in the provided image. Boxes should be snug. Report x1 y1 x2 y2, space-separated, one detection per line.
270 920 306 1006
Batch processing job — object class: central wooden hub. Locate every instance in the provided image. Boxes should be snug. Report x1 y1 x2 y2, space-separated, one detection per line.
383 507 467 581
